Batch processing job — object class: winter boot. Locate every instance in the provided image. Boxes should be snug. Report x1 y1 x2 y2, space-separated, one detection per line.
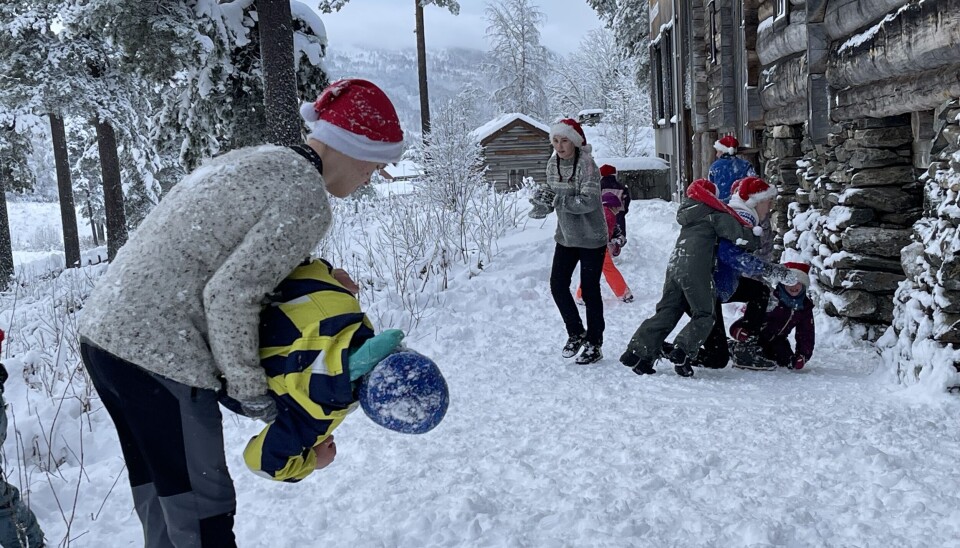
561 334 586 359
729 340 777 371
575 343 603 365
619 350 656 375
666 346 695 378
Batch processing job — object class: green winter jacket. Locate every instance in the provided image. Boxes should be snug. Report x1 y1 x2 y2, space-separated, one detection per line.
668 197 758 285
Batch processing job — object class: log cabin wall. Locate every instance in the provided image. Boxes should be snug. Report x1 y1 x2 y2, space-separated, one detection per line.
879 100 960 391
479 122 552 192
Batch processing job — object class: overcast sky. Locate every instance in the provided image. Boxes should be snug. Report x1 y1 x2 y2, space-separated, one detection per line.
311 1 605 56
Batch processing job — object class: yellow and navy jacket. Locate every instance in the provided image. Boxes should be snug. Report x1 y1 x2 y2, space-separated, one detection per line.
243 259 375 482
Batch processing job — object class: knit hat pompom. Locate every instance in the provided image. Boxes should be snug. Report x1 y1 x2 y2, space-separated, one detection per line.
549 118 587 148
714 135 739 155
301 78 404 164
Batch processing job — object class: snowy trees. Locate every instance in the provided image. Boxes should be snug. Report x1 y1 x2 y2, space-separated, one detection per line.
318 0 461 139
484 0 550 120
586 0 651 81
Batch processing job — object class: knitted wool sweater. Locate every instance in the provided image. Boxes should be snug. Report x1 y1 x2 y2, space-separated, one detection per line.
545 151 607 249
78 145 332 401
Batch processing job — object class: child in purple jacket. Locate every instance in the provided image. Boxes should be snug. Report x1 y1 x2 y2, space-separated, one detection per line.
730 262 815 370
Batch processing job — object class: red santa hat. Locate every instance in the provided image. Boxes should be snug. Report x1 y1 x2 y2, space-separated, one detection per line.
300 78 405 164
783 262 811 287
599 164 617 177
729 176 777 208
549 118 587 149
714 135 739 155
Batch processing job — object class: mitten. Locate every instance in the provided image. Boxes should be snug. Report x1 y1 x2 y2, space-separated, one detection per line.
761 264 799 286
348 329 405 382
791 354 806 370
607 241 621 257
528 187 556 219
238 394 278 423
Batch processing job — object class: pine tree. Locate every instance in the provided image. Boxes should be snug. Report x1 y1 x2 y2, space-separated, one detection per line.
0 112 39 287
585 0 651 82
484 0 549 119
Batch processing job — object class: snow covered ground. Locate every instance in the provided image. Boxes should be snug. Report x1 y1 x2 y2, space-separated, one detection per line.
3 198 960 547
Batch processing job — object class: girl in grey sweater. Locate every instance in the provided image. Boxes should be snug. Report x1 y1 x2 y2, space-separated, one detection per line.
530 118 608 365
78 79 404 547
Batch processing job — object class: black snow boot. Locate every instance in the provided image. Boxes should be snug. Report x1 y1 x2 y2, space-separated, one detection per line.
561 333 585 358
575 343 603 364
620 350 656 375
666 346 695 378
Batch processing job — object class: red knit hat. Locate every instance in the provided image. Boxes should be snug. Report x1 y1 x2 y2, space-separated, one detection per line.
783 262 811 287
729 176 777 208
599 164 617 177
549 118 587 148
300 79 405 164
714 135 739 155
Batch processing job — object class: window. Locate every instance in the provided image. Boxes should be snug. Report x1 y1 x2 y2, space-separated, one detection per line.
651 41 665 124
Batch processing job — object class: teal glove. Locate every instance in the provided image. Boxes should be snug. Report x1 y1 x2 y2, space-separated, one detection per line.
348 329 405 382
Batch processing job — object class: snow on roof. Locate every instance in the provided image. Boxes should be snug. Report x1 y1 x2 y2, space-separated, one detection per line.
470 113 549 142
383 159 422 178
578 108 604 116
594 156 669 171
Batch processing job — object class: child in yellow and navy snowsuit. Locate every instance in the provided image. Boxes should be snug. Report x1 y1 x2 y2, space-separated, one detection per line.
232 259 449 482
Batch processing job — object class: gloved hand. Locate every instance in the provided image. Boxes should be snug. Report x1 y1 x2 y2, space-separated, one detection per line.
607 241 621 257
528 186 556 219
238 394 277 423
762 264 799 286
348 329 405 382
791 354 806 370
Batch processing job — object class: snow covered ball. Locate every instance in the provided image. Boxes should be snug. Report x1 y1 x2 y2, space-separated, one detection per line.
357 352 449 434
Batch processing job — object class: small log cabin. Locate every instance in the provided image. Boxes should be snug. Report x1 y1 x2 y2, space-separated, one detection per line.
471 113 552 191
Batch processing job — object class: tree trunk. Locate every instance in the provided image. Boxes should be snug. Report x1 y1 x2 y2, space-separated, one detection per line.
0 174 13 288
86 193 99 246
49 114 81 269
415 0 431 142
94 118 127 261
258 0 302 146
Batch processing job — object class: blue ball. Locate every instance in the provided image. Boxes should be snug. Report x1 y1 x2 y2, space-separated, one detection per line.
357 352 449 434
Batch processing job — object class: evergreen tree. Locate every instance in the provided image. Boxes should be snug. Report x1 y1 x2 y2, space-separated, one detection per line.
585 0 651 82
484 0 549 119
0 112 39 287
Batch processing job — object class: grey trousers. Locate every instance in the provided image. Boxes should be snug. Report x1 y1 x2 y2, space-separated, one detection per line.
81 342 236 548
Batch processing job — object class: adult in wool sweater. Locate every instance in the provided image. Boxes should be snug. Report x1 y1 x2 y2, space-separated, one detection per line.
77 79 404 548
534 118 609 365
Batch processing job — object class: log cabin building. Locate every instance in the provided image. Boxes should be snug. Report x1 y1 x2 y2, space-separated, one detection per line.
472 113 552 192
648 0 960 390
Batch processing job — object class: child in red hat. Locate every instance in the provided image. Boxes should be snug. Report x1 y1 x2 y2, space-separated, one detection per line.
730 262 815 370
709 134 758 202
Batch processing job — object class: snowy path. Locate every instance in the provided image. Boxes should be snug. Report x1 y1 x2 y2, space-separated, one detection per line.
227 201 960 547
31 200 960 546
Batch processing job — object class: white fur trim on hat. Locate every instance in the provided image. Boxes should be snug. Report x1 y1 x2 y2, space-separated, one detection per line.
788 268 811 287
308 119 405 164
549 121 585 148
714 140 737 155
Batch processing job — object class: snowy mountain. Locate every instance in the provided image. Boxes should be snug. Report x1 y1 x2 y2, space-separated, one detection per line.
323 45 493 138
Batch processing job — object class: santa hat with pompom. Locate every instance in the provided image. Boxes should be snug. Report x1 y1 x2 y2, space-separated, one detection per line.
549 118 589 151
783 262 811 287
300 78 405 164
714 135 739 155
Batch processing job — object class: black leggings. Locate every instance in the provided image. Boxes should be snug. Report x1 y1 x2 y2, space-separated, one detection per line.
550 243 606 345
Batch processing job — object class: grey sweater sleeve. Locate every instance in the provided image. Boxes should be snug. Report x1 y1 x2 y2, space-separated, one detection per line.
203 197 332 401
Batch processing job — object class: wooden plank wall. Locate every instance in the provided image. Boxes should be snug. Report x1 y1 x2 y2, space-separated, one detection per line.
482 125 553 191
